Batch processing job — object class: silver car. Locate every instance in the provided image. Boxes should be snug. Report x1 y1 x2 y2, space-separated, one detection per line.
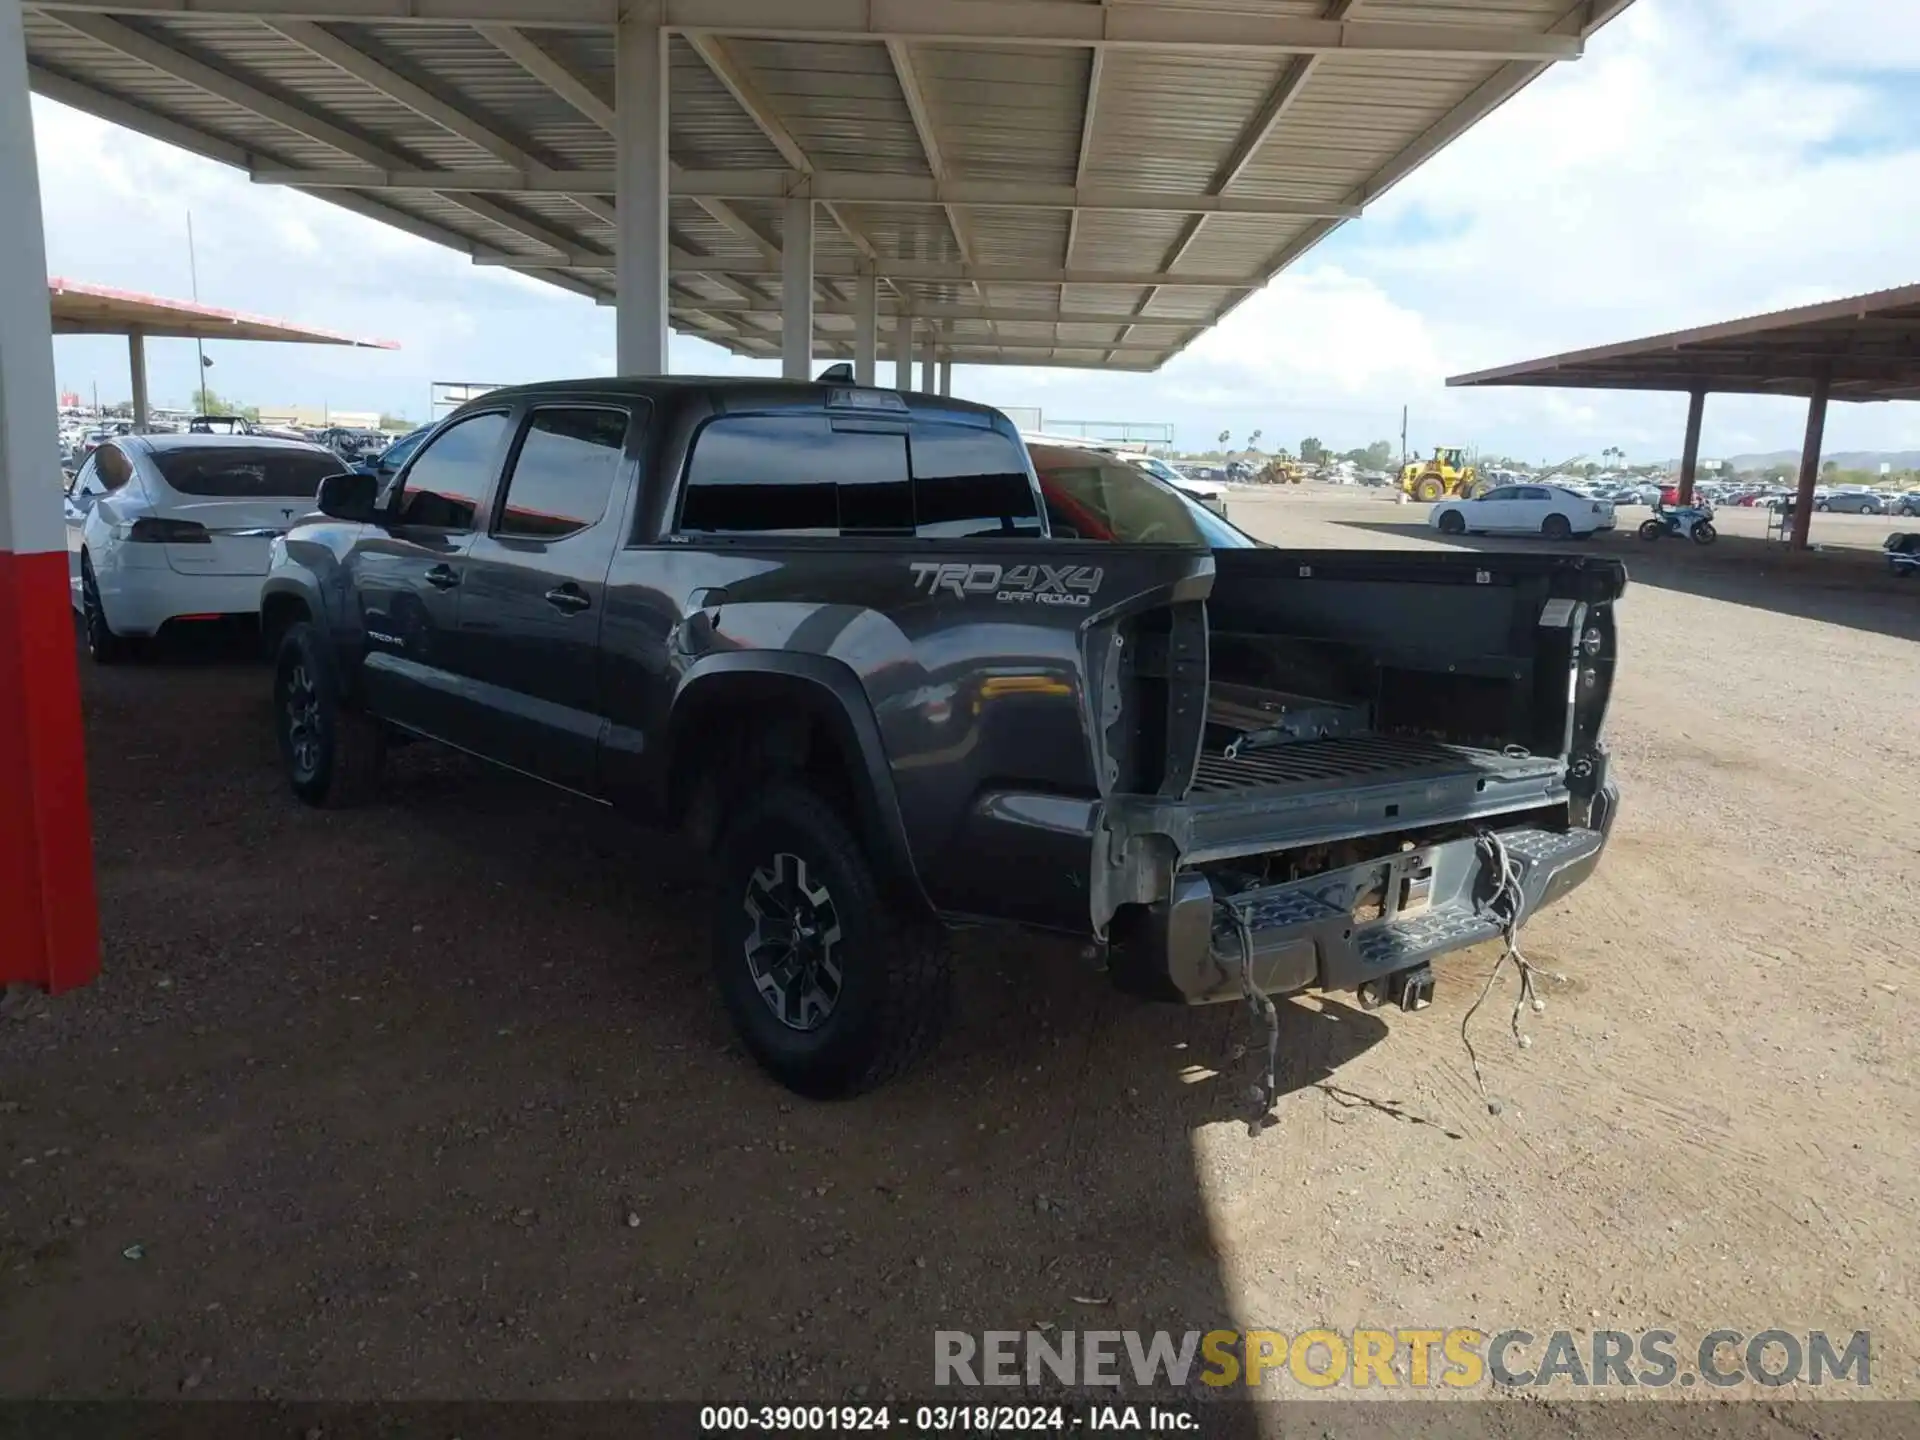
1818 490 1886 515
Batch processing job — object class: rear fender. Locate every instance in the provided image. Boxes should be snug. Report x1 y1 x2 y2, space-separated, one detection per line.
665 654 930 914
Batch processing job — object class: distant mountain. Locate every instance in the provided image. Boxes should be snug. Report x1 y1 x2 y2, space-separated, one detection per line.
1721 450 1920 472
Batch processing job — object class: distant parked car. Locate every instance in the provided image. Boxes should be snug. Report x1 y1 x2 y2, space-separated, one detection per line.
351 424 432 493
65 433 344 662
1818 490 1885 514
1429 484 1616 540
1894 491 1920 517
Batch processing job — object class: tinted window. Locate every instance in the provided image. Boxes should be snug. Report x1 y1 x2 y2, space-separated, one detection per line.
70 454 103 496
679 415 910 537
394 412 509 531
1517 487 1551 501
152 446 342 498
1029 445 1205 546
495 407 629 540
94 444 133 492
1479 486 1517 502
910 424 1042 539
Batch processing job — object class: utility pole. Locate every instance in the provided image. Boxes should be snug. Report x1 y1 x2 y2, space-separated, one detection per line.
1400 404 1409 469
187 211 209 415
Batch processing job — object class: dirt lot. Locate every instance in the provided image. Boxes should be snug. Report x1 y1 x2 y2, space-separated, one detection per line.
2 490 1915 1407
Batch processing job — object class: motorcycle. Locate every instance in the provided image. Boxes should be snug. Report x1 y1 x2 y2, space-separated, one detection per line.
1639 501 1717 545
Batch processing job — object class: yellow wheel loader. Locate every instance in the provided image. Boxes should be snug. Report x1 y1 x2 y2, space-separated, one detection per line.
1398 447 1486 502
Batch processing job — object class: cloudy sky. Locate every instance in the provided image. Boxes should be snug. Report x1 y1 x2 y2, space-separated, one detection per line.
31 0 1920 462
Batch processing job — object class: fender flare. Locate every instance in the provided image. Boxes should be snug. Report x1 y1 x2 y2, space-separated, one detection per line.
666 652 931 914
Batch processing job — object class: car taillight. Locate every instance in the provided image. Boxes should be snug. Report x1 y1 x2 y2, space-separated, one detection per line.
126 517 211 544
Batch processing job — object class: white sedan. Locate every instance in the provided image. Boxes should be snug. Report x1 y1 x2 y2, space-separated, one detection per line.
1429 484 1616 540
1120 453 1228 518
66 433 344 661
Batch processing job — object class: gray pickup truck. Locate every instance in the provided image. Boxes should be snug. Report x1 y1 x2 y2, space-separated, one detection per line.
261 378 1623 1097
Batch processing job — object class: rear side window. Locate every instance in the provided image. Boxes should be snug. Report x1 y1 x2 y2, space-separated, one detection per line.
394 411 509 531
679 415 910 537
909 423 1042 539
495 407 630 541
93 445 133 491
151 446 342 498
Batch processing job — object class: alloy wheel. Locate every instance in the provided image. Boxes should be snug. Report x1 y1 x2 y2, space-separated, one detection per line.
282 661 324 781
742 851 844 1032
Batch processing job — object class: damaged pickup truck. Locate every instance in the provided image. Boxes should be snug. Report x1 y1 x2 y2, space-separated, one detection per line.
261 382 1624 1099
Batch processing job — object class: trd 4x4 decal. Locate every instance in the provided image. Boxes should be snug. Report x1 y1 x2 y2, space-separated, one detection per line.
909 561 1104 607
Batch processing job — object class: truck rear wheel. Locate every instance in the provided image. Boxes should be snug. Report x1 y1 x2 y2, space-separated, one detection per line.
711 783 950 1097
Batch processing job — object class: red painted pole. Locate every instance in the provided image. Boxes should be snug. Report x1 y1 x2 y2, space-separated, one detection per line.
0 0 101 993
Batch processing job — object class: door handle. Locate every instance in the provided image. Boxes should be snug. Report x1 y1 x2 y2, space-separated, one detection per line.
544 584 592 614
424 564 460 590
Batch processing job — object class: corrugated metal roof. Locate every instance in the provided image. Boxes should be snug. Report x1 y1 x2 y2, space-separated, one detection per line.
23 0 1637 369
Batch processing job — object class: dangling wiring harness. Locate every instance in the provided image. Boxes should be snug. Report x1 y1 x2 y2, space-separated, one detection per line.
1459 828 1566 1114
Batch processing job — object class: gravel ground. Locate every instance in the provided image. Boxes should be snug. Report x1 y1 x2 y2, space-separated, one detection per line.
2 491 1914 1406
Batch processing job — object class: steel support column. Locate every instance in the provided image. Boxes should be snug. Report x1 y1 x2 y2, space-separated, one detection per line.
920 331 935 394
1676 386 1705 504
852 269 876 386
127 327 149 432
781 195 813 380
1790 369 1830 551
0 0 100 993
614 2 668 375
938 360 952 396
894 310 912 391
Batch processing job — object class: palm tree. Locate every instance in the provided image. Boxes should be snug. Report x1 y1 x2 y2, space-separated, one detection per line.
1246 429 1263 452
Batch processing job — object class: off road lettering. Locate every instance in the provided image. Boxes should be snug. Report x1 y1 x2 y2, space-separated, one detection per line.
910 561 1103 605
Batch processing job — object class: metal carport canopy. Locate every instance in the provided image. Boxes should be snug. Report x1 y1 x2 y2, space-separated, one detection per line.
24 0 1636 372
48 273 400 434
1446 282 1920 402
1447 282 1920 550
50 274 402 346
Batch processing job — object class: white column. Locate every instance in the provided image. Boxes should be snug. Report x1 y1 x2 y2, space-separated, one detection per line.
894 310 913 391
781 196 814 381
920 331 936 394
128 329 149 432
852 270 877 386
0 0 100 993
614 1 668 376
938 360 952 397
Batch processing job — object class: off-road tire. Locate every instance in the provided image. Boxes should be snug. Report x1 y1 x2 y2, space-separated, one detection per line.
1437 509 1467 535
1541 513 1573 541
80 554 131 664
712 783 950 1098
275 620 384 808
1414 476 1446 503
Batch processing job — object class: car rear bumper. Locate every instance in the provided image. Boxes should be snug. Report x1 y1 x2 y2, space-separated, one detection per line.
1115 782 1618 1006
86 565 271 636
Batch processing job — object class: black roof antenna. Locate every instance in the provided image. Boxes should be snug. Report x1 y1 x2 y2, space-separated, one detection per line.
816 362 855 384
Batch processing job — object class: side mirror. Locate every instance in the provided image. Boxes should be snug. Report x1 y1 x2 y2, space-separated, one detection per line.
316 470 379 523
